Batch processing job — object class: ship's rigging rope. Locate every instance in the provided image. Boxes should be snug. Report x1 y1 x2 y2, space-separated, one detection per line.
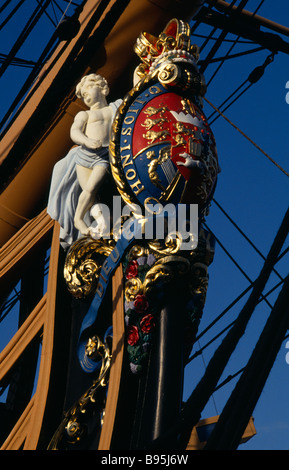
0 0 85 134
0 0 53 79
0 0 26 32
203 0 266 84
204 96 289 178
207 52 275 124
190 241 288 355
199 0 251 72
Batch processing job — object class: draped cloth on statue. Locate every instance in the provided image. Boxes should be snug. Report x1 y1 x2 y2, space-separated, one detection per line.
47 99 121 248
47 146 109 247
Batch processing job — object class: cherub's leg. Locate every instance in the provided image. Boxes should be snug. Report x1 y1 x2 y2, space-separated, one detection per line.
74 164 108 235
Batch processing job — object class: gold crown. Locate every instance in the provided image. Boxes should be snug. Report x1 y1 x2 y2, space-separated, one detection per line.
134 19 199 78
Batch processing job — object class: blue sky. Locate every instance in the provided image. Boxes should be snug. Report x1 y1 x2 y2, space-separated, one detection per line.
1 0 289 450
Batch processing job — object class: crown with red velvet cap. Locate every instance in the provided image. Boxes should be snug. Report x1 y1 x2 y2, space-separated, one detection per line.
134 18 200 79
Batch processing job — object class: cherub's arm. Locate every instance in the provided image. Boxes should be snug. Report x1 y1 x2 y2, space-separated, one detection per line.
70 111 101 149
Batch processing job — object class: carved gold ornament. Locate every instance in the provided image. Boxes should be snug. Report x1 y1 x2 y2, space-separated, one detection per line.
64 237 115 298
48 334 111 449
143 255 191 295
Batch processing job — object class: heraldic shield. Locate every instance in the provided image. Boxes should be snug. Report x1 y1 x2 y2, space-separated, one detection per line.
109 19 219 214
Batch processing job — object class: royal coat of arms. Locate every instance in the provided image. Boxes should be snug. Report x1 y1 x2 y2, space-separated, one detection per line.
110 19 219 215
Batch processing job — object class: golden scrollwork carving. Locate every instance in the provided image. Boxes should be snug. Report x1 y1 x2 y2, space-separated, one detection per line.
47 334 111 449
124 241 191 301
157 62 180 86
189 262 209 298
64 237 116 299
126 243 148 261
147 231 193 256
143 255 191 295
125 277 143 302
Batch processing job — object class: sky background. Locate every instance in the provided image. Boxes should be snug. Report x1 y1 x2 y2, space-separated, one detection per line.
0 0 289 450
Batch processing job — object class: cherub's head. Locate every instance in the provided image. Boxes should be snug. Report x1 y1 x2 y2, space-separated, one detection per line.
75 74 109 107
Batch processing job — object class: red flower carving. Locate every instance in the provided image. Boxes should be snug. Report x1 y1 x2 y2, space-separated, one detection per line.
140 314 155 333
125 260 138 279
127 325 139 345
134 294 149 314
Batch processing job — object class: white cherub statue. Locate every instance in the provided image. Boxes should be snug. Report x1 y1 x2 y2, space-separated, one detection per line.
47 74 121 248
